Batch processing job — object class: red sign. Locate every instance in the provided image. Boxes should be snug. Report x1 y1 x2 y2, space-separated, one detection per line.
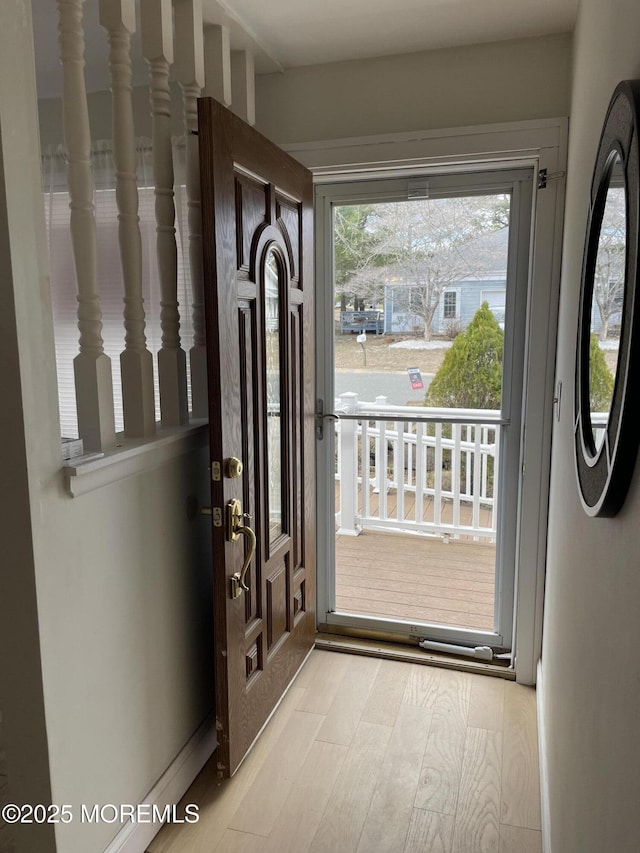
407 367 424 390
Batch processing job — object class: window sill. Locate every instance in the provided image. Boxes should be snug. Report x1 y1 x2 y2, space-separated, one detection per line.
63 420 209 497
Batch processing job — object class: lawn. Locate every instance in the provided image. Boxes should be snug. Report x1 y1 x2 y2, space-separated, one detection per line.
334 332 449 375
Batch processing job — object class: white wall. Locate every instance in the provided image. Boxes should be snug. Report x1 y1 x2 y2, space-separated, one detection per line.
541 2 640 851
255 34 572 144
36 33 572 153
1 4 214 853
39 448 213 853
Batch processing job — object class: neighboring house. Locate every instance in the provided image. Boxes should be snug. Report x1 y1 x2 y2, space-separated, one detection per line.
383 275 507 333
382 227 508 334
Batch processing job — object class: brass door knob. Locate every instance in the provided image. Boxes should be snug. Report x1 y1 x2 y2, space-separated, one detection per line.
225 456 243 478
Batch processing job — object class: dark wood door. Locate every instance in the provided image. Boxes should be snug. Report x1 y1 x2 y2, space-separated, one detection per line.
198 98 315 776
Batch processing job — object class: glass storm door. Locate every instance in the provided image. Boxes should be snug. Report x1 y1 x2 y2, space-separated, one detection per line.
316 168 533 656
199 98 315 776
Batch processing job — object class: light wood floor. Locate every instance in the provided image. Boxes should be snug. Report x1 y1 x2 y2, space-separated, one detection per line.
148 650 541 853
337 530 496 631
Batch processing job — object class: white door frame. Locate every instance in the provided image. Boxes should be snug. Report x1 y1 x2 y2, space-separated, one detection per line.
285 118 567 685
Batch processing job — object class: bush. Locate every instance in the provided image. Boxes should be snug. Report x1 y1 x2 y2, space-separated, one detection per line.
425 302 504 409
443 318 465 340
589 333 615 412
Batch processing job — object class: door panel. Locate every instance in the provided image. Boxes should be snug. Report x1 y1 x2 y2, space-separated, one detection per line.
199 98 315 776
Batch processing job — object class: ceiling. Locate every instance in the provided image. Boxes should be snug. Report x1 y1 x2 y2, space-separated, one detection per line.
33 0 578 99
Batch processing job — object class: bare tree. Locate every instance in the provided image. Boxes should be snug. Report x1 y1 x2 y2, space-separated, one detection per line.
371 196 509 340
334 195 510 339
593 185 626 341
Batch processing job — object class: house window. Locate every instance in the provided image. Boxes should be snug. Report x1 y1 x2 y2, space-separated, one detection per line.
443 291 457 319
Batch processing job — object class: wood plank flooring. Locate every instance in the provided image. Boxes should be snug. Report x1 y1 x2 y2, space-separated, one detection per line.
336 529 496 631
148 650 541 853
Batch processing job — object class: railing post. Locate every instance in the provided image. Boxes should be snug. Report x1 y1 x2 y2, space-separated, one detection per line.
337 392 360 536
452 422 461 535
434 421 443 528
141 0 189 427
492 425 501 536
57 0 116 452
374 396 388 519
174 0 208 418
100 0 156 438
415 422 425 525
472 424 482 536
394 419 405 522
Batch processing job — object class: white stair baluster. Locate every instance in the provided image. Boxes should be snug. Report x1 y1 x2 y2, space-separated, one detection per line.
57 0 116 452
100 0 156 437
141 0 188 426
174 0 208 419
231 50 255 126
204 24 232 106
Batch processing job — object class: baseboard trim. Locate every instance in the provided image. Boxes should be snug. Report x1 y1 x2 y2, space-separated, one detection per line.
103 714 217 853
536 660 552 853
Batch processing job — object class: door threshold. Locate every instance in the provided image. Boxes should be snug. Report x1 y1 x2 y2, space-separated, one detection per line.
314 632 515 680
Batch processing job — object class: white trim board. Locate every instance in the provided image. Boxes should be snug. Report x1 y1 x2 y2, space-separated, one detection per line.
537 660 552 853
64 422 209 497
103 715 217 853
283 118 567 176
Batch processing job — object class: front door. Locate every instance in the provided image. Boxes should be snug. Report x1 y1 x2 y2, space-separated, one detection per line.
198 98 315 776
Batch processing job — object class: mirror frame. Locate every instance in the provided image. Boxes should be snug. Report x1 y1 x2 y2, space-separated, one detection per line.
575 80 640 517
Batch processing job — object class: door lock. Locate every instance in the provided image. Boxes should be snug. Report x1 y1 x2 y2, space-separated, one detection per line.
227 498 256 599
225 456 243 479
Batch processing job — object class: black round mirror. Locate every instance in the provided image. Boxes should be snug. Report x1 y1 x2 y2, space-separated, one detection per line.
575 80 640 516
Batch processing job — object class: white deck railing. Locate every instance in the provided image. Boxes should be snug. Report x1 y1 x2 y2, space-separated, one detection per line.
334 392 502 542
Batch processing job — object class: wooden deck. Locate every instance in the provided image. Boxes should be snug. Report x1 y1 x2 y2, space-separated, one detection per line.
336 528 496 631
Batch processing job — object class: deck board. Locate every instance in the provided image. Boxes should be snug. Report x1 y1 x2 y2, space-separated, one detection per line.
336 529 496 631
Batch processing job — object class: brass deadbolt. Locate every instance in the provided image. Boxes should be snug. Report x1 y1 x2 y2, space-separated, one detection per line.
225 456 243 479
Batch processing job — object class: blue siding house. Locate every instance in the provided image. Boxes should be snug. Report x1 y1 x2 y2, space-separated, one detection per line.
381 226 508 335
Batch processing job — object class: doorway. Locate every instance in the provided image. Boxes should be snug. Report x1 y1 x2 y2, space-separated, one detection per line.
316 167 534 656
